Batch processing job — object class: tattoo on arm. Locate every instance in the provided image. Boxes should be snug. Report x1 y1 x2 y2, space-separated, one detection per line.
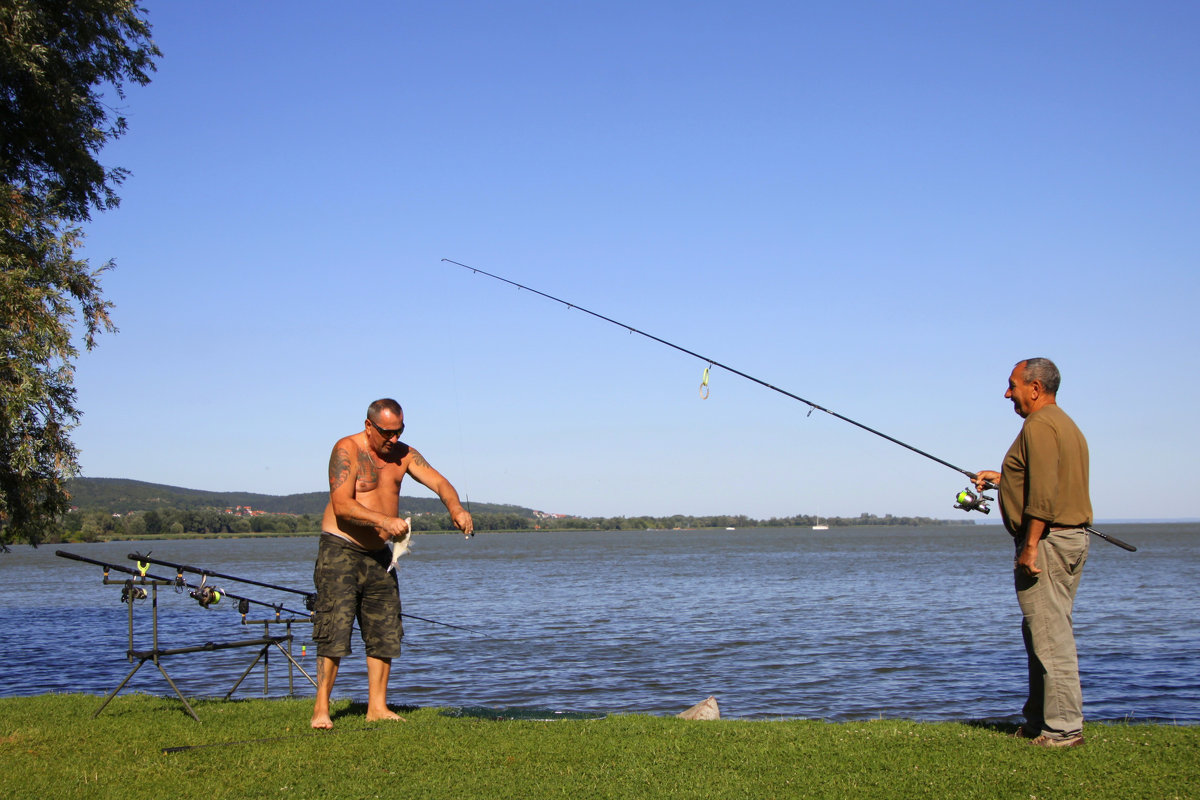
329 447 352 491
410 450 430 469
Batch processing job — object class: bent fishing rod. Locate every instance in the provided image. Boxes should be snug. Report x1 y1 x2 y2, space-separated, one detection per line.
127 552 490 637
444 259 976 478
442 258 1137 553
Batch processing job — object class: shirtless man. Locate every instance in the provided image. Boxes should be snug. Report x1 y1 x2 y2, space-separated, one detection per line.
310 398 473 729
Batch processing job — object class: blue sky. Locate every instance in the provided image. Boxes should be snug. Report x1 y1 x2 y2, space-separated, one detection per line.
75 1 1198 520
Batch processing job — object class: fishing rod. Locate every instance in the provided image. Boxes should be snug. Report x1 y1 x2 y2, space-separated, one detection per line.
127 552 491 637
130 552 316 607
397 610 489 637
57 550 313 617
443 258 1138 553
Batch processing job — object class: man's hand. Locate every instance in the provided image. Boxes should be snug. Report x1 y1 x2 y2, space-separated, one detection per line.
1016 544 1042 576
451 508 474 538
1017 518 1048 577
379 516 410 540
974 470 1000 492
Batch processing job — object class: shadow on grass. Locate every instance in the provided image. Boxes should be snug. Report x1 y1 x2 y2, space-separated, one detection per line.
332 702 420 721
159 703 423 754
964 718 1023 736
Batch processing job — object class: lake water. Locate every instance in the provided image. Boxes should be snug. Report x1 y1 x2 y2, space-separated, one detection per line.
1 524 1196 723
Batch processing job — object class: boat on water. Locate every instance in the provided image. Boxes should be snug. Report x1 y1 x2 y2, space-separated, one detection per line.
811 524 829 530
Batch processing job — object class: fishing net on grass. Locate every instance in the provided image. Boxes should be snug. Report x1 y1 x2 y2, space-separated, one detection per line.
441 706 606 721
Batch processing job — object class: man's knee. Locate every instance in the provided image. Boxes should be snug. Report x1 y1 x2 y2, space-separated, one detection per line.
363 634 403 660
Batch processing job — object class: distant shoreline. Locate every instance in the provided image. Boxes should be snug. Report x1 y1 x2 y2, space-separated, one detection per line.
37 519 1196 547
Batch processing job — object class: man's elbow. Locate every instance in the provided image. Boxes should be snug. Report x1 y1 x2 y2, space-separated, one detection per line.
330 496 356 521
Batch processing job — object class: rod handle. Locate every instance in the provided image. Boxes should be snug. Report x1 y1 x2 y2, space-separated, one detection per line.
1086 527 1137 552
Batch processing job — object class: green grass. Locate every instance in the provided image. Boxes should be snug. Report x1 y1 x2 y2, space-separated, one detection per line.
1 694 1195 799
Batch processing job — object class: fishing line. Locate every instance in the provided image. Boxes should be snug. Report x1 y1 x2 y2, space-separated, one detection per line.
449 351 476 538
441 258 1137 552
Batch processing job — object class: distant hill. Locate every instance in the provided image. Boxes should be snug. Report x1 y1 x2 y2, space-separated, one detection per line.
66 478 539 518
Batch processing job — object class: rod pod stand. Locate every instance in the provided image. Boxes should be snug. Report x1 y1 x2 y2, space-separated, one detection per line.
56 551 313 721
103 571 200 720
220 615 314 700
124 554 321 697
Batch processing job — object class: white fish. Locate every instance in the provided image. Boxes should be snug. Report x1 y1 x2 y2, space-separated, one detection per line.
387 517 413 573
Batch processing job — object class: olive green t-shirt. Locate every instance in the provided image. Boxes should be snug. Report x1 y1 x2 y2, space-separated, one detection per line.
1000 404 1092 537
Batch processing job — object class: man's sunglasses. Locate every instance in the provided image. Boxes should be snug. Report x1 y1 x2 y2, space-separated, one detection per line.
369 420 405 440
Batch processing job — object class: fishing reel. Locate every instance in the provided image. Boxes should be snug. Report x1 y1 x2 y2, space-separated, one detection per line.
954 487 993 515
121 580 148 603
189 580 223 609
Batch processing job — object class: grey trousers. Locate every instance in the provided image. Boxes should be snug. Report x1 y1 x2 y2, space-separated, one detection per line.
1015 527 1089 738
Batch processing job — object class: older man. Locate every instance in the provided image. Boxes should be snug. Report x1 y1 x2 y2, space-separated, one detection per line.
975 358 1091 748
311 398 473 729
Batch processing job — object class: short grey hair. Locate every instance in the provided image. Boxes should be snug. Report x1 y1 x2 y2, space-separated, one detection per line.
1019 358 1060 395
367 398 403 421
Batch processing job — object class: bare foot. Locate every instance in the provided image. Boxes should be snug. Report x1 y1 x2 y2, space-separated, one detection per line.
311 714 333 730
366 708 407 722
